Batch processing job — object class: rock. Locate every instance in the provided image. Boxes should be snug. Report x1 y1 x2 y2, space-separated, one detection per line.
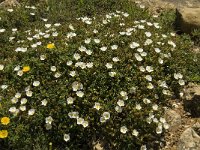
183 84 200 117
0 0 20 8
165 109 182 132
176 7 200 34
177 122 200 150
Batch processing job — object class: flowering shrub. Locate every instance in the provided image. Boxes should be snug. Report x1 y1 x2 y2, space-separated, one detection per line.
0 1 196 149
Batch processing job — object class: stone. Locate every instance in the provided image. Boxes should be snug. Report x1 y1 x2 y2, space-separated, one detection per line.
0 0 20 8
176 7 200 34
165 109 182 132
183 84 200 117
177 122 200 150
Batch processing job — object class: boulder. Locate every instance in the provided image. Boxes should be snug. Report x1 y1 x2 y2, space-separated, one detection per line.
165 109 182 132
176 7 200 33
177 122 200 150
0 0 20 8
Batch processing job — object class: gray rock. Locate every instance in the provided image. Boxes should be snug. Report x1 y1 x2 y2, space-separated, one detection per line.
176 7 200 34
177 122 200 150
165 109 182 132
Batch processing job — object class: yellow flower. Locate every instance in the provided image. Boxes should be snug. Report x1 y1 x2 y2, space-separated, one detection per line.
0 130 8 138
47 43 55 49
1 117 10 125
22 66 30 72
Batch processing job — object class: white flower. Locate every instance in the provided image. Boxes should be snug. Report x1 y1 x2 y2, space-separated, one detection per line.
130 42 140 49
14 65 20 71
147 83 154 89
85 38 91 44
140 145 147 150
26 90 33 97
1 85 8 90
102 112 110 120
7 9 13 12
28 109 35 116
79 46 87 52
112 57 120 62
69 71 76 77
54 23 61 26
19 105 26 111
145 32 151 37
100 117 106 123
93 102 101 110
50 66 56 72
138 25 145 29
155 48 161 53
139 66 145 72
120 91 127 97
145 75 152 81
117 100 125 107
0 64 4 70
109 71 116 77
144 39 153 45
0 29 5 33
141 52 147 57
72 81 83 91
94 39 100 44
152 104 158 111
156 125 162 134
93 29 98 34
105 63 112 69
40 55 46 60
64 134 70 142
21 98 27 104
120 126 128 134
54 72 61 78
68 112 79 119
163 123 170 129
111 45 118 50
52 32 58 37
143 98 151 104
137 48 143 53
45 24 51 28
85 50 92 55
146 66 153 72
67 97 74 104
11 97 18 104
46 116 53 124
158 58 163 64
168 40 176 48
174 73 183 79
41 99 48 106
132 129 139 136
67 61 73 66
100 46 107 52
77 117 84 125
135 104 142 110
135 53 143 61
17 70 24 76
33 81 40 87
115 106 122 113
69 24 75 30
73 53 81 60
45 124 52 130
9 107 17 113
76 91 84 97
178 79 185 86
86 62 93 68
82 121 89 128
15 92 21 98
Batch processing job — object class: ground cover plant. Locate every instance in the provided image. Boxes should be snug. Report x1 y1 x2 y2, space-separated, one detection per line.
0 0 199 149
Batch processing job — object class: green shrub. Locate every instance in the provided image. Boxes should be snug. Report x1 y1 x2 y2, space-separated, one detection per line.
0 1 196 150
